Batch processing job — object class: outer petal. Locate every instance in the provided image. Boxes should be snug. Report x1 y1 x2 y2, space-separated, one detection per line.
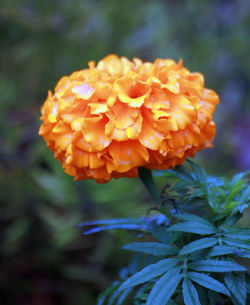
108 140 149 173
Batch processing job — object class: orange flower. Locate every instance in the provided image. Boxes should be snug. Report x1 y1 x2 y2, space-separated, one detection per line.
39 55 219 183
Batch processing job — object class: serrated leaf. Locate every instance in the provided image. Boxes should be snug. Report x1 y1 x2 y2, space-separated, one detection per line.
119 258 179 290
208 245 237 257
224 272 246 305
188 272 229 296
168 221 215 235
146 267 182 305
182 278 201 305
179 237 218 255
223 238 250 250
189 259 246 272
123 242 178 256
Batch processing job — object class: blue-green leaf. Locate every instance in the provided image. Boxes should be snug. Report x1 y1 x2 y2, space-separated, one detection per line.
224 273 246 305
107 287 122 305
182 278 201 305
78 218 143 227
208 245 237 257
224 232 250 241
236 250 250 258
189 259 246 272
223 238 250 250
231 172 249 185
188 272 229 296
97 282 120 305
168 221 215 235
116 287 133 305
174 214 213 228
146 267 182 305
179 237 218 255
119 258 179 290
123 242 178 256
83 223 147 234
240 185 250 203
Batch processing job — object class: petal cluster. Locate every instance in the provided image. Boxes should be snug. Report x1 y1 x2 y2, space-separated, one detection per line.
39 55 219 183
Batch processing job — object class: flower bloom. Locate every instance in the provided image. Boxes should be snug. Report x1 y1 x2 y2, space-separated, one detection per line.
39 55 219 183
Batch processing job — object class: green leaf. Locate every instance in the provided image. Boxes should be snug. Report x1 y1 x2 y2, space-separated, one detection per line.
223 238 250 250
149 225 178 244
116 287 133 305
174 213 212 225
146 267 182 305
119 258 179 290
189 259 246 272
97 282 120 305
168 221 215 235
223 230 250 241
224 200 241 211
107 287 122 305
182 278 201 305
231 295 242 305
231 172 248 185
236 250 250 258
227 180 246 203
165 166 195 182
179 237 218 255
138 167 162 205
188 272 229 296
208 245 237 257
240 185 250 203
123 242 178 256
224 272 246 305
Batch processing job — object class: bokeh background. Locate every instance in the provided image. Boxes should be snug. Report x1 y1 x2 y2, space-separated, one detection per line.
0 0 250 304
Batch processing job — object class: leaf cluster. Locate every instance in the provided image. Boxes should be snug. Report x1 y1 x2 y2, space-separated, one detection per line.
78 162 250 305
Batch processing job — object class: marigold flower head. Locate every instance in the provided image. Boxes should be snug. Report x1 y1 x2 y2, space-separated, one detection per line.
39 55 219 183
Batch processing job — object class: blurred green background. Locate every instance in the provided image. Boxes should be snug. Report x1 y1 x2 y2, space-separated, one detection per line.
0 0 250 304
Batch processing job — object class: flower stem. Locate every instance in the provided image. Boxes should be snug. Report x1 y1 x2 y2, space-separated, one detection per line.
138 167 162 207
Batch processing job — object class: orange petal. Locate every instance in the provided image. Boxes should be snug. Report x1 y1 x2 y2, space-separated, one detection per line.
82 117 111 151
138 118 164 150
72 83 95 99
108 140 149 172
114 77 150 107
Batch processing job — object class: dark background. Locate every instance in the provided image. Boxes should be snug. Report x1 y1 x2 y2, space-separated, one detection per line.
0 0 250 304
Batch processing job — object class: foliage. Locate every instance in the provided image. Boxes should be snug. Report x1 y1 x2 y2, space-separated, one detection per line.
79 161 250 305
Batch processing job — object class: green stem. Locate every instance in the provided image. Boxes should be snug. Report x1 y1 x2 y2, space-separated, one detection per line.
138 167 162 207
